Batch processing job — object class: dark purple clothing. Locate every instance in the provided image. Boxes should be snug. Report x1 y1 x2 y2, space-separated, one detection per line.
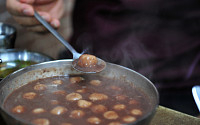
70 0 200 89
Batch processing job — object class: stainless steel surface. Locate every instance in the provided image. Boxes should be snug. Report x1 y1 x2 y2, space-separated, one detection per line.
34 11 81 59
0 23 16 50
0 60 159 125
34 11 106 73
0 49 52 79
0 49 52 63
192 85 200 112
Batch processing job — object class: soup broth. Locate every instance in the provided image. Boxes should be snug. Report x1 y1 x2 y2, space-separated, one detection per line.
4 74 152 125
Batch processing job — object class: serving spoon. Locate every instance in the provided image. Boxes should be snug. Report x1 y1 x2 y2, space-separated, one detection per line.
34 11 106 73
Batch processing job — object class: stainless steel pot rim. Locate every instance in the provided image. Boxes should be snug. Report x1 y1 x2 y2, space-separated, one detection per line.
0 59 159 125
0 49 53 62
0 48 52 56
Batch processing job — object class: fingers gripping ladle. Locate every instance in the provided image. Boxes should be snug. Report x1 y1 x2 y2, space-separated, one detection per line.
34 11 106 73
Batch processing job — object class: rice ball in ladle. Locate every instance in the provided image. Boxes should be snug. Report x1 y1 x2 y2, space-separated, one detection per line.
72 54 106 73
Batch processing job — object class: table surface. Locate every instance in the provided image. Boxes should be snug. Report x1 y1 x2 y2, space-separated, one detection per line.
150 106 200 125
0 106 200 125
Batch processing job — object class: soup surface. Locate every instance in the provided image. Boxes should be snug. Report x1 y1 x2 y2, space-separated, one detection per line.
4 75 152 125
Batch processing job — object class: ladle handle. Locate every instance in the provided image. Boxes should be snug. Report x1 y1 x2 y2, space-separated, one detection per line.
34 11 78 56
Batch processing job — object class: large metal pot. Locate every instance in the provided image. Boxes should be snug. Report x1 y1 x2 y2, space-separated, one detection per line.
0 60 159 125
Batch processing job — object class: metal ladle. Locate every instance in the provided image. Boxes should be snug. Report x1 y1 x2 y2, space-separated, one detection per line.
34 11 106 73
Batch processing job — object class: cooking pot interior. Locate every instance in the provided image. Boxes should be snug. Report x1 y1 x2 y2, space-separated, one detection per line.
0 59 159 125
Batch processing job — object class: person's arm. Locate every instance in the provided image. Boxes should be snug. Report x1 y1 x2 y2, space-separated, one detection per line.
6 0 64 32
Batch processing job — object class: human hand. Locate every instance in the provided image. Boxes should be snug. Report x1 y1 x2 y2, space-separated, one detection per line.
6 0 64 32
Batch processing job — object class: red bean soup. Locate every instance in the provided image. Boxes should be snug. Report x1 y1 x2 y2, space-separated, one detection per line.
3 74 153 125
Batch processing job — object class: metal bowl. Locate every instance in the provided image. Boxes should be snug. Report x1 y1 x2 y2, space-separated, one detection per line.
0 23 16 50
0 60 159 125
0 49 52 79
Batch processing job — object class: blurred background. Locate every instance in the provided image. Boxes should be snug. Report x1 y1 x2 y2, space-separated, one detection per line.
0 0 200 118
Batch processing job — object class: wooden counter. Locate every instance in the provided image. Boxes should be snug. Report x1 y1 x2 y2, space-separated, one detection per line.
150 106 200 125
